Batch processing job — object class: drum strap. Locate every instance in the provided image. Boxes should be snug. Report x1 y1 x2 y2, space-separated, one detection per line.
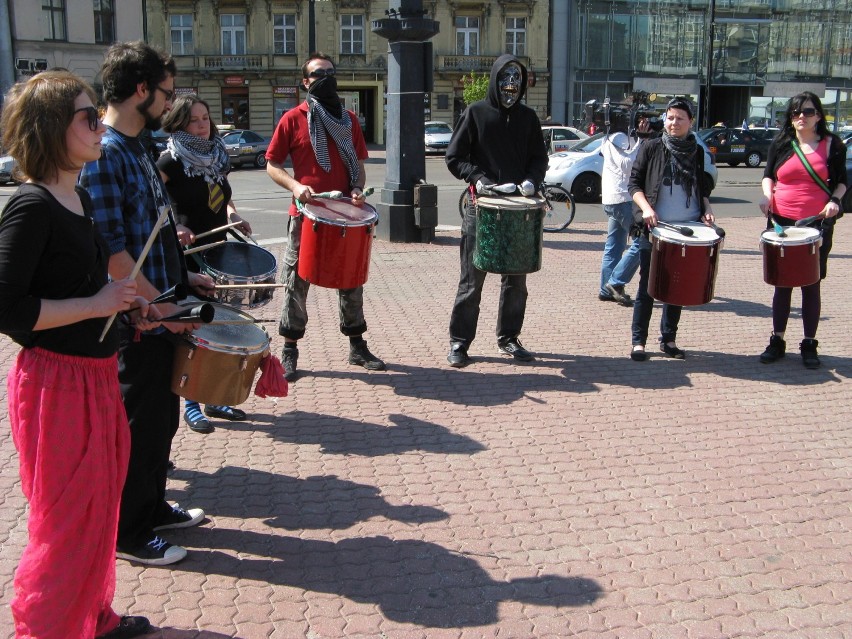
791 141 831 197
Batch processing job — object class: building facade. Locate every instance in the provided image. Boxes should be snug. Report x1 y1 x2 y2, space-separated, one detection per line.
143 0 551 142
0 0 144 101
551 0 852 131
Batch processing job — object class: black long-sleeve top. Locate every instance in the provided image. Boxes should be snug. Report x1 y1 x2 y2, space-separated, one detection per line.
0 183 118 356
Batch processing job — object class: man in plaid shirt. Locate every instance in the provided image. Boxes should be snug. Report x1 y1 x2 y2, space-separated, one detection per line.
80 41 214 568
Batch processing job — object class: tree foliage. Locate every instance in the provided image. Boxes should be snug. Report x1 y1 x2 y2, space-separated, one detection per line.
461 73 489 106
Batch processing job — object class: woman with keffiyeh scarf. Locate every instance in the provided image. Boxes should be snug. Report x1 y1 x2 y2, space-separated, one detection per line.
158 95 253 434
627 98 716 361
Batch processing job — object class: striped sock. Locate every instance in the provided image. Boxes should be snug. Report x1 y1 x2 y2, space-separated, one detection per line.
185 401 205 423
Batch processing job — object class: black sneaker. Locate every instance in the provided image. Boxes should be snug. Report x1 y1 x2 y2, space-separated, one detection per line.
349 340 387 370
800 338 820 369
116 535 187 566
153 503 205 531
282 346 299 381
760 334 786 364
95 615 152 639
203 405 247 421
183 410 213 434
447 343 471 368
497 338 535 362
604 283 634 307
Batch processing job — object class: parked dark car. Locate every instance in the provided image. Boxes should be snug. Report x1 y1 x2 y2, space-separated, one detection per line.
699 127 771 167
221 129 271 168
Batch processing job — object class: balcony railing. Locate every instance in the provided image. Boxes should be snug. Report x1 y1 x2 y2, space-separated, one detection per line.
201 55 266 70
438 55 530 73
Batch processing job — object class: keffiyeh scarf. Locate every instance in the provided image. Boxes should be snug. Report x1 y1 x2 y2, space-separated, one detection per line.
306 95 361 187
662 130 698 207
167 130 230 185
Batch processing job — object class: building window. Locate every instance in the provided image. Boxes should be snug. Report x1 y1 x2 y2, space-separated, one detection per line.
93 0 115 44
455 17 479 56
273 14 296 54
221 14 246 55
341 14 364 54
43 0 66 41
506 17 526 56
170 14 194 55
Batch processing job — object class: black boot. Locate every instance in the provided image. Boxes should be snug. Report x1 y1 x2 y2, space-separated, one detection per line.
800 338 820 369
759 334 786 364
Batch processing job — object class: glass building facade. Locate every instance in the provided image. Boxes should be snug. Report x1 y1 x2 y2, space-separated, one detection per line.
556 0 852 131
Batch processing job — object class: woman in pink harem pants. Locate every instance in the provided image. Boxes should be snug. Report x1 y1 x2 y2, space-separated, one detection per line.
0 71 155 638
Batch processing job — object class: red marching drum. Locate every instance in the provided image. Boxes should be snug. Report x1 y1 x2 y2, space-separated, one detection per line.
760 227 821 287
648 222 723 306
298 198 379 289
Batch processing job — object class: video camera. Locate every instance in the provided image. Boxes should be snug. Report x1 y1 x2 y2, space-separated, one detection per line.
585 91 664 138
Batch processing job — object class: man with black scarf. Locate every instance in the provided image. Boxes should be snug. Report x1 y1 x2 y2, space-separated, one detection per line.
445 54 548 368
266 52 385 381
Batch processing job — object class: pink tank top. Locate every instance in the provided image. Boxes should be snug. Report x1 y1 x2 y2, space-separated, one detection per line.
773 138 830 221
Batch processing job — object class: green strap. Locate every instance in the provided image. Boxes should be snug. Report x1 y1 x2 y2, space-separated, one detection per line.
790 140 832 196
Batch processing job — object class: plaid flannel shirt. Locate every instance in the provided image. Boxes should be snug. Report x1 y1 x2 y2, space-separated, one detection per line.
79 127 179 294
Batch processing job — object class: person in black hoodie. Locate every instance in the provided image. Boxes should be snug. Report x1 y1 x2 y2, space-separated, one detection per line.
445 54 548 368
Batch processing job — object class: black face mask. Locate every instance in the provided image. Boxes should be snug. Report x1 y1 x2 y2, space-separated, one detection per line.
308 76 342 118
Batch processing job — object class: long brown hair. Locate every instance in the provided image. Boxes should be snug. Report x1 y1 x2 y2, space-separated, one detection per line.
1 70 98 183
161 94 219 139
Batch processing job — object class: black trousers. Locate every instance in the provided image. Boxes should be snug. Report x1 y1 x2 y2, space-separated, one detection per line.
116 328 180 549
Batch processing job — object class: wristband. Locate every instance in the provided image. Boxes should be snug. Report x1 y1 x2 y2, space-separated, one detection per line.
351 185 364 192
829 196 841 206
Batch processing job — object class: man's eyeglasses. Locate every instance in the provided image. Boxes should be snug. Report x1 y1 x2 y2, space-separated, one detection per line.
155 85 176 102
74 106 100 132
792 108 817 118
307 68 336 79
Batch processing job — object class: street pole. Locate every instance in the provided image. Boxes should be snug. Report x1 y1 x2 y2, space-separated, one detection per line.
372 0 440 243
702 0 716 128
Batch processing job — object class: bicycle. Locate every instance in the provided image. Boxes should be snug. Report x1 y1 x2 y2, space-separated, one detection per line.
457 183 576 232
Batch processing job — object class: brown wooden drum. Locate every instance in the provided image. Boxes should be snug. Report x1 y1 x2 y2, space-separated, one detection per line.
170 303 270 406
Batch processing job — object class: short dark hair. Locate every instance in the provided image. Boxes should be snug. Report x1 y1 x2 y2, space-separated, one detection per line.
161 94 219 139
666 97 693 120
1 70 98 183
301 52 335 79
100 41 176 104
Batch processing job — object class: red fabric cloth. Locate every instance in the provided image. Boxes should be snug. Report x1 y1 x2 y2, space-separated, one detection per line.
255 355 289 398
8 348 130 638
774 138 830 220
265 101 369 216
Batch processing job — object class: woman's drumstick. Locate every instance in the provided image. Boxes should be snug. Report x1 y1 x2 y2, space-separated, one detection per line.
192 221 243 241
98 205 171 343
213 283 284 290
184 240 226 255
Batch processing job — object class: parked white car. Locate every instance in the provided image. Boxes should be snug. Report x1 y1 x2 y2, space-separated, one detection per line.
0 155 18 185
424 120 453 154
541 125 589 154
544 133 718 202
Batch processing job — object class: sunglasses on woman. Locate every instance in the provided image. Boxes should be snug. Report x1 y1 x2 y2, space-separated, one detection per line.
74 106 100 132
792 108 817 118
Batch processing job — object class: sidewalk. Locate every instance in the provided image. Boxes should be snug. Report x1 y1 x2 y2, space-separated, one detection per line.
1 218 850 638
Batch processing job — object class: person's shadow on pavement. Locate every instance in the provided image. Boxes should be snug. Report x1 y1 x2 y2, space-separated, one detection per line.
173 528 603 628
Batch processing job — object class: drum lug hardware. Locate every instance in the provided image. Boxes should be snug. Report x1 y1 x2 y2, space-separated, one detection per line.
341 225 347 237
240 356 248 371
710 246 715 257
179 374 188 388
313 222 319 232
810 244 815 255
681 244 686 257
780 246 785 257
187 347 195 360
525 212 530 221
496 212 501 221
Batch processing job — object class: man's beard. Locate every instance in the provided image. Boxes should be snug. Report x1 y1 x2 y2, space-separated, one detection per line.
137 93 163 131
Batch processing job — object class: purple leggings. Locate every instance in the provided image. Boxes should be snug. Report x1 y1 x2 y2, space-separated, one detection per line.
772 281 821 338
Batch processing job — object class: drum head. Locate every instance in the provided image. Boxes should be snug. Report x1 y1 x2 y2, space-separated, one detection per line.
761 227 820 245
476 194 546 210
302 199 378 226
187 303 268 351
652 222 720 245
201 242 276 277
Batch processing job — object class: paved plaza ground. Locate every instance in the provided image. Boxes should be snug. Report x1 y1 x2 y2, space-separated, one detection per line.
1 217 850 638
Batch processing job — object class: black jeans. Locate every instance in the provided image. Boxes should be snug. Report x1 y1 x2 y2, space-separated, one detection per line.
449 204 528 348
631 233 682 346
116 328 180 549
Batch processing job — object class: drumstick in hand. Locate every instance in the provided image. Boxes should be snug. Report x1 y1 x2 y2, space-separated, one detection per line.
794 213 825 227
193 221 243 241
656 221 694 237
184 240 226 255
98 205 171 343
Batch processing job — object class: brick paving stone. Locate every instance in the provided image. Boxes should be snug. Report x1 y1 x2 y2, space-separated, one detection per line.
1 217 851 638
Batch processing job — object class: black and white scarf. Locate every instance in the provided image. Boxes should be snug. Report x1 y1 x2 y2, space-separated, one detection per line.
167 130 230 184
306 94 360 186
662 131 698 207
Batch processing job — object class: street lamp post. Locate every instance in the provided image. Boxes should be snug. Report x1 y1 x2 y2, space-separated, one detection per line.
702 0 717 128
372 0 440 243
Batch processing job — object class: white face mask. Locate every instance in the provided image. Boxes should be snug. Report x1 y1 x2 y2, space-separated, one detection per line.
498 63 522 108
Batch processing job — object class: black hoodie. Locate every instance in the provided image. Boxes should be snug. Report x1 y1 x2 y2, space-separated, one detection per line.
446 54 548 188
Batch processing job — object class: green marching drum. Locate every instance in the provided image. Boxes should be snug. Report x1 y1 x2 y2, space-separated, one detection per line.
473 194 546 274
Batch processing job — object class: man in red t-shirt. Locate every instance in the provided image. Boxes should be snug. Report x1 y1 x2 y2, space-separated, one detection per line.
266 52 385 381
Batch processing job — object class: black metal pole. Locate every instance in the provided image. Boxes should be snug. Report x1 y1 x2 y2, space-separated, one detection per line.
702 0 716 128
308 0 316 53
